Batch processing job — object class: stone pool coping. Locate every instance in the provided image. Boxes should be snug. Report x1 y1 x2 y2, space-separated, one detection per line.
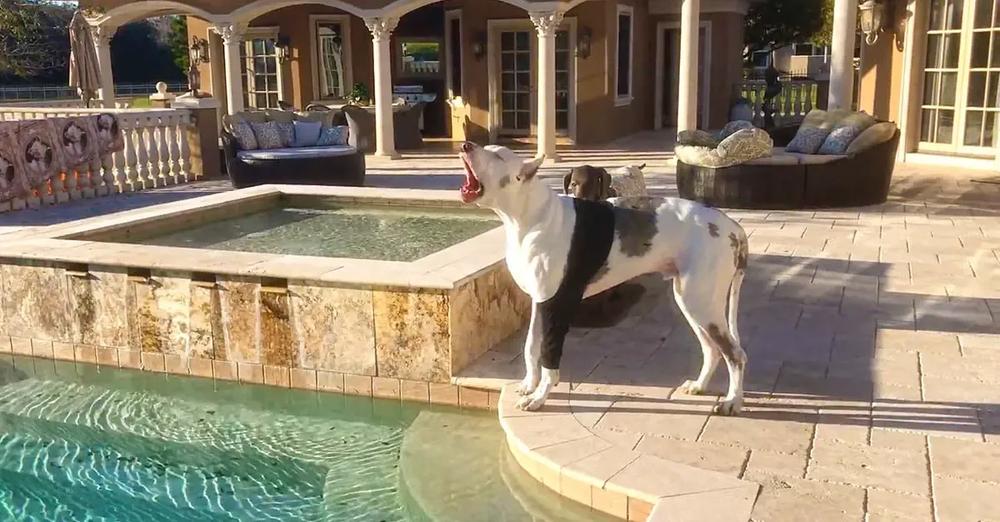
0 185 505 292
498 385 760 522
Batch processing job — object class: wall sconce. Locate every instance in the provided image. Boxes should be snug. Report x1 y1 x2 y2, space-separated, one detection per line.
577 26 592 59
859 0 885 45
276 35 291 62
472 31 486 61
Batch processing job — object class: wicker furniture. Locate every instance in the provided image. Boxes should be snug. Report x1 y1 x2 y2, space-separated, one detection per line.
677 128 900 209
221 129 366 189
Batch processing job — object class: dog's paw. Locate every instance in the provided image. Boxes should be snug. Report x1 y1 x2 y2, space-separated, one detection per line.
516 377 538 396
678 379 705 395
515 395 546 411
714 398 743 416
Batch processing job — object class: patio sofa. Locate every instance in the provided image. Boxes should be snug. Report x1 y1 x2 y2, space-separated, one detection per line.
221 110 365 189
676 110 900 209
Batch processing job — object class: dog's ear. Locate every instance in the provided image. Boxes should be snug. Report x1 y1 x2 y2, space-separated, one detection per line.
637 163 646 171
563 171 573 194
518 155 544 181
599 169 612 199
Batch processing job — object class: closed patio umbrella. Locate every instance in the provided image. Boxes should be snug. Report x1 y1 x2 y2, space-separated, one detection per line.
68 11 101 108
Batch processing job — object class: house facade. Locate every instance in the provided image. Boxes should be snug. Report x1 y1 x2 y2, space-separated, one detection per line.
857 0 1000 169
79 0 751 157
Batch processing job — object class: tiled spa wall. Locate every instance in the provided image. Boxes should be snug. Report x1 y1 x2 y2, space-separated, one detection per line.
0 259 530 407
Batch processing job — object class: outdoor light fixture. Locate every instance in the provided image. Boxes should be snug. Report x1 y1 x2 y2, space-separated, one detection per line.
276 36 292 62
186 37 210 97
472 32 486 61
577 26 592 59
859 0 885 45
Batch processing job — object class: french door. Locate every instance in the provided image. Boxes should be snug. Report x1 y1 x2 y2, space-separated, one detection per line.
493 23 573 138
919 0 1000 156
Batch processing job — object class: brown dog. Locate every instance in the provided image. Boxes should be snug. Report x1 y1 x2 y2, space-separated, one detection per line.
564 165 614 200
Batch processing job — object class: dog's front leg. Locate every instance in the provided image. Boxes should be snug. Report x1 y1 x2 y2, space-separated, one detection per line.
517 303 542 396
516 298 569 411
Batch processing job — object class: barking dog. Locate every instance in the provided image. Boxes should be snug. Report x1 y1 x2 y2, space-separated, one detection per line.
459 143 749 415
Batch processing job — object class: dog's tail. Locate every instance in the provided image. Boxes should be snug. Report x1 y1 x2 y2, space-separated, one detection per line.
726 267 744 347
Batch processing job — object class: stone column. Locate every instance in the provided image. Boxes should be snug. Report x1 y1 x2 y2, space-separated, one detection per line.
211 23 247 115
365 17 400 158
530 11 564 161
91 24 117 108
828 0 859 110
678 0 700 132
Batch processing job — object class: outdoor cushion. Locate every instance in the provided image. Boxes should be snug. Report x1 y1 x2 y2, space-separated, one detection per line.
784 152 848 164
818 112 876 154
235 145 357 161
292 120 323 147
250 121 284 150
744 152 801 166
317 125 350 146
231 121 258 150
677 129 720 148
717 128 773 163
295 111 335 129
225 111 267 131
675 145 728 168
265 109 296 124
785 126 832 154
846 121 897 154
719 120 755 140
276 121 295 148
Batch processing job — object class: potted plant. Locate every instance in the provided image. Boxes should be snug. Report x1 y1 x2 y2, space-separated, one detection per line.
348 82 371 106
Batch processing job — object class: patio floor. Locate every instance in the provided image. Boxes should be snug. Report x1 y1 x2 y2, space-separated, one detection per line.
2 132 998 521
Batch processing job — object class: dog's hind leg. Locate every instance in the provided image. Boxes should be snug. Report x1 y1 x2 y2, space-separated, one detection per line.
517 304 543 396
673 278 722 396
673 272 747 416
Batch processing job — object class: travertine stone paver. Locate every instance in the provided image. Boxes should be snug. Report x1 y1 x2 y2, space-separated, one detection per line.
866 488 933 522
807 440 930 495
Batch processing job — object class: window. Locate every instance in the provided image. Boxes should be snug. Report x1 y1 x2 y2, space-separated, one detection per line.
751 50 771 68
241 29 281 109
792 43 830 56
616 5 634 104
310 15 352 102
399 38 442 78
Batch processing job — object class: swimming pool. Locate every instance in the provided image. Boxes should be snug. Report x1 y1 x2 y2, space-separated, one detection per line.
0 356 613 521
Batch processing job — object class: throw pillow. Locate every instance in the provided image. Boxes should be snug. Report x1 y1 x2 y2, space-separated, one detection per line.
718 120 755 140
717 128 773 164
675 145 727 168
785 126 833 154
316 125 350 146
294 111 335 129
292 120 323 147
845 121 897 154
250 121 284 150
800 109 828 129
231 121 258 150
276 121 295 147
677 129 720 148
818 112 877 154
265 109 296 124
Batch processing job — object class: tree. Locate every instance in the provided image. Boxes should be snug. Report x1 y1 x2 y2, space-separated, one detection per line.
167 16 190 74
0 0 72 81
812 0 836 48
744 0 827 57
110 18 185 83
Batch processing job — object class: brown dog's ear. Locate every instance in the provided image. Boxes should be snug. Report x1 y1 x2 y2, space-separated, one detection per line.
600 169 612 199
637 163 646 171
563 171 573 194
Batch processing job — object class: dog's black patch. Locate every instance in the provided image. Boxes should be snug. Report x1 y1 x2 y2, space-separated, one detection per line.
729 232 748 270
612 202 658 257
537 198 615 369
708 223 720 238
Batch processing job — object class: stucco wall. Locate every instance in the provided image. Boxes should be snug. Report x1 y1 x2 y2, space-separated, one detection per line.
857 0 907 124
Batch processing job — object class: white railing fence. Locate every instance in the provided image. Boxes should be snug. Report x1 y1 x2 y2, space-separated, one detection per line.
0 108 198 212
738 80 819 127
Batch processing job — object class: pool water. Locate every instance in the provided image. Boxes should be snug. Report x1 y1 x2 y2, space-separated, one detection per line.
0 357 614 521
129 204 500 262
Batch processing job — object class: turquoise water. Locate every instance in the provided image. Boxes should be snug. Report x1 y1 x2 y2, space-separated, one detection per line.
128 204 500 262
0 357 614 521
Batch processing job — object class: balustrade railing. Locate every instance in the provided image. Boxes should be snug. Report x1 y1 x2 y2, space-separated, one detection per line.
0 108 197 212
738 80 819 127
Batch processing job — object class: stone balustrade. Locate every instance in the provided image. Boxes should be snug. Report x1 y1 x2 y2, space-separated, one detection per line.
739 80 819 127
0 107 198 212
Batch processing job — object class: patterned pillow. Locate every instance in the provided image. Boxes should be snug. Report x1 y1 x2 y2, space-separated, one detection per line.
250 121 284 150
316 125 350 146
717 128 773 164
818 112 876 154
718 120 755 140
785 126 832 154
845 122 897 154
231 121 258 150
675 145 727 168
275 121 295 147
677 129 720 148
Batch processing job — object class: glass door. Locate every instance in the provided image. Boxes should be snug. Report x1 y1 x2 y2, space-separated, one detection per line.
919 0 1000 156
241 36 281 109
555 30 571 134
499 30 533 135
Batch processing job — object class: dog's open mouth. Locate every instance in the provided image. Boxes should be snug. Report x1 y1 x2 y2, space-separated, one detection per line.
459 155 483 203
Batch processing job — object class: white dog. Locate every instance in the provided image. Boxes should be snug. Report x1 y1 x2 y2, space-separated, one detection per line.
459 143 749 415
